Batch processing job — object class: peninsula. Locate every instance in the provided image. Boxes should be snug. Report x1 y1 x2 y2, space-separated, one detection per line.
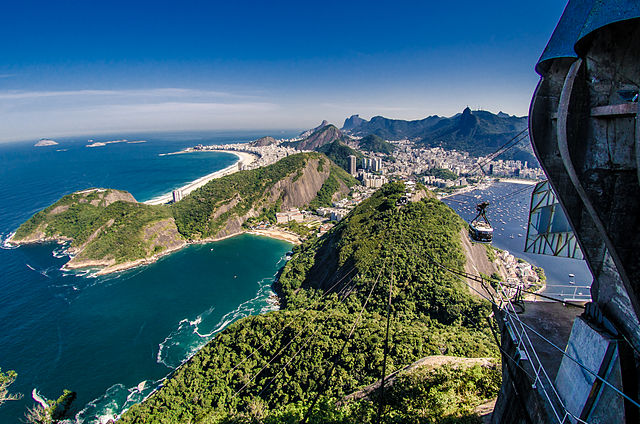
9 153 356 274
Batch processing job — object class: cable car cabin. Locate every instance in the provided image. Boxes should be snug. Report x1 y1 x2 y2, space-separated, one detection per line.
469 220 493 242
469 201 493 243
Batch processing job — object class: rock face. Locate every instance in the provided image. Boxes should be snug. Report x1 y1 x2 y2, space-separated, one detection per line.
212 157 345 239
342 109 535 165
299 120 329 138
34 139 58 147
250 136 278 147
294 125 352 151
10 188 184 274
342 114 367 131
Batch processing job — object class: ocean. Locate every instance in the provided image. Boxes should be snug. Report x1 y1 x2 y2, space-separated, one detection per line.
0 131 296 423
0 133 592 423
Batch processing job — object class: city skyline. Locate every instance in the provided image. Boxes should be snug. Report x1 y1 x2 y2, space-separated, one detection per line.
0 0 567 142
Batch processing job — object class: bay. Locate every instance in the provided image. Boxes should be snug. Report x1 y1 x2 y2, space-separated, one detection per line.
0 131 296 423
443 181 593 299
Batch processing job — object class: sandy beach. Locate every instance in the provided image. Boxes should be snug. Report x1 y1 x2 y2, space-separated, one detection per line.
248 228 302 245
144 150 258 205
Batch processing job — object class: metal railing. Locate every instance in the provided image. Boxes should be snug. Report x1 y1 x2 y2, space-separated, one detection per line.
496 283 588 424
546 285 592 303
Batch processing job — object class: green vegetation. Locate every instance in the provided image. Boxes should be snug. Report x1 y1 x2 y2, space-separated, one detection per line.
14 189 175 265
358 134 395 155
484 244 496 263
0 369 21 406
121 182 498 423
24 389 76 424
278 221 312 238
481 272 503 291
220 363 499 424
317 141 363 173
74 202 174 263
533 266 546 284
422 167 459 181
308 162 359 210
172 153 319 239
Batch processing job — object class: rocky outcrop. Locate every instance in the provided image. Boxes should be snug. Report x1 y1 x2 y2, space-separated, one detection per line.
65 218 186 274
250 136 278 147
343 355 496 403
299 120 329 138
34 139 58 147
342 114 367 131
212 157 334 239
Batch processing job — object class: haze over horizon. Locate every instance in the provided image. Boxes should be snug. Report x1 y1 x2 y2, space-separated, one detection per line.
0 0 567 143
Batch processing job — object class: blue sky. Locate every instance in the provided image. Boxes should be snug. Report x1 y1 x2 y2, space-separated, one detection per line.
0 0 567 142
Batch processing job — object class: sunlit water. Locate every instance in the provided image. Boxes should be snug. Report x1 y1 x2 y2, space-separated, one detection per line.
0 131 295 423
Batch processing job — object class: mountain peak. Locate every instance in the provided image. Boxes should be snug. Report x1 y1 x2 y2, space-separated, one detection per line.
342 114 367 131
299 120 331 138
294 124 350 151
462 106 472 116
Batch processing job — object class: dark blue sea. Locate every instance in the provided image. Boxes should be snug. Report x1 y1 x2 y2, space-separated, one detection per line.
443 182 593 299
0 131 296 423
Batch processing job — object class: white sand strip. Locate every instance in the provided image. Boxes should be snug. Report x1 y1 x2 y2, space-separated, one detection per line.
144 150 258 205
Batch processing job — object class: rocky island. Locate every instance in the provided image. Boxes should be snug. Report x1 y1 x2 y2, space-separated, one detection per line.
34 139 59 147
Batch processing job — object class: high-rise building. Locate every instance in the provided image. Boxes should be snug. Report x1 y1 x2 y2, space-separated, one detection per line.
348 155 357 176
372 157 382 172
172 189 183 203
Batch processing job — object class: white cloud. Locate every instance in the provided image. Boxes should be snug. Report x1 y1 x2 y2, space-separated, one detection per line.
0 87 252 100
0 85 290 142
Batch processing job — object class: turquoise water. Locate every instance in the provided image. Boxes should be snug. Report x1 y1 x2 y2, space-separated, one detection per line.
0 131 295 423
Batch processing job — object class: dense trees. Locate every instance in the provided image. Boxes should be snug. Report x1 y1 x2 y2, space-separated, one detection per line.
14 153 359 265
13 190 174 264
358 134 395 155
121 183 498 423
0 369 21 406
317 141 363 173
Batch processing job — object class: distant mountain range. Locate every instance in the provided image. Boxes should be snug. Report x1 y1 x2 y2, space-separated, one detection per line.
289 124 352 151
271 107 537 169
342 108 537 166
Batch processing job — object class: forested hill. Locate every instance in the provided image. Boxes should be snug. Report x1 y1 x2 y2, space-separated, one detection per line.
120 182 500 423
342 109 536 165
11 153 356 274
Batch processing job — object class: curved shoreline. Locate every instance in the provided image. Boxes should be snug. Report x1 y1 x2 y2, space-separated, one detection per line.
143 150 258 205
10 229 297 276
